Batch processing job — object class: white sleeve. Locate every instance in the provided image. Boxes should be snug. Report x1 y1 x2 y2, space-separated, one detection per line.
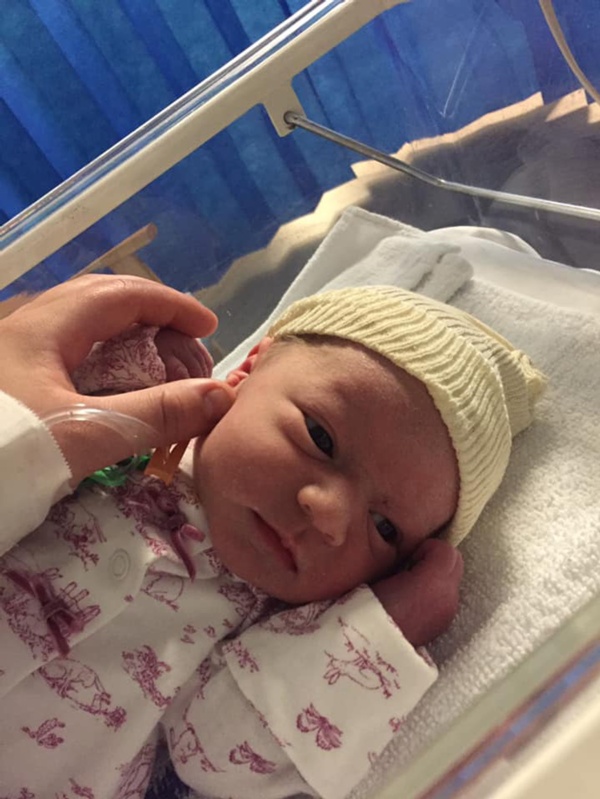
0 391 71 556
165 585 437 799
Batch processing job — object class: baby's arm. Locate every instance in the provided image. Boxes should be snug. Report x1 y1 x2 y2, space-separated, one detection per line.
72 326 212 394
163 586 437 799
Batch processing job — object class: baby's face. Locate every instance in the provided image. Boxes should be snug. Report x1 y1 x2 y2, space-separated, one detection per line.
194 338 458 604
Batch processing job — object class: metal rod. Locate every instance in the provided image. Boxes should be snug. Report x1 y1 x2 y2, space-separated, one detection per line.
284 111 600 223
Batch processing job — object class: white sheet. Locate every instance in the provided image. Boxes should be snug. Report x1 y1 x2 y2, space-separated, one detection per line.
355 277 600 799
214 207 600 799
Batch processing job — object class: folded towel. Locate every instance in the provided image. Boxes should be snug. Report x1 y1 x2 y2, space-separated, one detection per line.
352 278 600 799
214 207 472 378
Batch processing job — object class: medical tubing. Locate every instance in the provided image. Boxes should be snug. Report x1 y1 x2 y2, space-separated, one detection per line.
539 0 600 106
41 405 158 455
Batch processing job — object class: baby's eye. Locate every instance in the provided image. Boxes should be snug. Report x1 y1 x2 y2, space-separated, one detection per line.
371 512 398 545
305 416 334 458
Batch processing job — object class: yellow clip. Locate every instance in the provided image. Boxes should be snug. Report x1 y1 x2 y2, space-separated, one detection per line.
145 440 190 485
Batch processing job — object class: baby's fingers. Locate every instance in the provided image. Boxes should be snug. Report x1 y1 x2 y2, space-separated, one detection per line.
178 338 213 379
372 539 463 647
406 539 464 645
407 538 463 580
155 329 213 381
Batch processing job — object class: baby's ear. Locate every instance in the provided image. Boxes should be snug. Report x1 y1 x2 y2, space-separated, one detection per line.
225 337 274 388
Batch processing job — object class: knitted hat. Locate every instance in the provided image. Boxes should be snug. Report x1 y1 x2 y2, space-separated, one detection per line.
268 286 546 546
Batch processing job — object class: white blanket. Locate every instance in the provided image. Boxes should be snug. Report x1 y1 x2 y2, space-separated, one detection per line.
355 278 600 799
215 207 600 799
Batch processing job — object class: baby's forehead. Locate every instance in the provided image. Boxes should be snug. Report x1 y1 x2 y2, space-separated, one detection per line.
297 335 418 384
276 334 425 409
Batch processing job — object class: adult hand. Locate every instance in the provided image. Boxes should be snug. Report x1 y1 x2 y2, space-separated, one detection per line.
0 275 234 486
371 538 464 648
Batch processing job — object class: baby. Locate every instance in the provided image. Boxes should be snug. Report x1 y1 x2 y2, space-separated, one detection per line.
0 286 545 799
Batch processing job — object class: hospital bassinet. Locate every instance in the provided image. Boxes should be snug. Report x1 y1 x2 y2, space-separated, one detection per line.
1 2 599 798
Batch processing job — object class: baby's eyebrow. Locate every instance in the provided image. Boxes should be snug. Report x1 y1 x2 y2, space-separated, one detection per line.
303 385 348 429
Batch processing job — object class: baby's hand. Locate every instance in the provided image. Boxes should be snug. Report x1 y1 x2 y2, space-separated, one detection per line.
154 329 213 381
371 539 463 648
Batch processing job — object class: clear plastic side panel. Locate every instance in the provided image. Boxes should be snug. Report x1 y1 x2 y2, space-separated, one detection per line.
1 2 599 797
3 0 599 305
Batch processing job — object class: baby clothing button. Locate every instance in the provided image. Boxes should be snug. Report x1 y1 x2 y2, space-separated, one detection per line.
109 549 131 580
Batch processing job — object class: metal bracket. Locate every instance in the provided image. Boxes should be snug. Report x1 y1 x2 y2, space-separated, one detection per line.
285 111 600 223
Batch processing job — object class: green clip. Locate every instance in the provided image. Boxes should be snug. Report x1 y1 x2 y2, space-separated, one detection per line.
79 454 151 490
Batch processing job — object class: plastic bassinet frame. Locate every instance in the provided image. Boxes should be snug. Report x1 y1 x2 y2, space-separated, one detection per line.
1 2 599 797
3 0 600 290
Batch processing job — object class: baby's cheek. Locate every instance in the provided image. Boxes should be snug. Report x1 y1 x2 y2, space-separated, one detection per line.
192 414 239 488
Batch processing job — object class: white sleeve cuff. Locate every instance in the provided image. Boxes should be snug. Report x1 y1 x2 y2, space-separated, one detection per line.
0 391 72 555
224 585 437 799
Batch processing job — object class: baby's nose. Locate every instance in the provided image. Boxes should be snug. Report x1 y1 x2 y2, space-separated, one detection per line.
297 480 353 547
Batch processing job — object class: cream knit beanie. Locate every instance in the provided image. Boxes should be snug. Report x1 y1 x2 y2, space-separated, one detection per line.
268 286 546 546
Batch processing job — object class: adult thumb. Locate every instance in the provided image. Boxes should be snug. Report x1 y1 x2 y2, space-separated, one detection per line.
58 379 235 487
105 379 235 448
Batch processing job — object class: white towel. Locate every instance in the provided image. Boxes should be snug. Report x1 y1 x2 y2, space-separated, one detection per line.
352 278 600 799
214 207 472 378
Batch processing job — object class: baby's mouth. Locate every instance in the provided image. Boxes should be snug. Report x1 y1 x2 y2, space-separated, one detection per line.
252 512 298 573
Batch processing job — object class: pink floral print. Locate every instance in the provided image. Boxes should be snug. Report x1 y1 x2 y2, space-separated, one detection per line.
46 501 106 571
296 704 343 750
258 601 331 636
225 640 259 673
229 741 276 774
1 569 100 659
21 718 66 749
168 722 223 773
141 572 185 611
72 326 165 395
114 742 156 799
122 645 173 709
40 659 126 730
324 619 402 698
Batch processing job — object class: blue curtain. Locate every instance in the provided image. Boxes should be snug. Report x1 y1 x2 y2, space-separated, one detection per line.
2 0 597 296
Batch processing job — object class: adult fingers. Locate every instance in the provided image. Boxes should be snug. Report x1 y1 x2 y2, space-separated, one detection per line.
14 276 218 371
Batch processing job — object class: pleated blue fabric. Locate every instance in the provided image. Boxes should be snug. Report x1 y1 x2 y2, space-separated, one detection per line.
1 0 597 295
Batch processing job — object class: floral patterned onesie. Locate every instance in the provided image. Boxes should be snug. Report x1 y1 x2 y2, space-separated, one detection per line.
0 327 437 799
